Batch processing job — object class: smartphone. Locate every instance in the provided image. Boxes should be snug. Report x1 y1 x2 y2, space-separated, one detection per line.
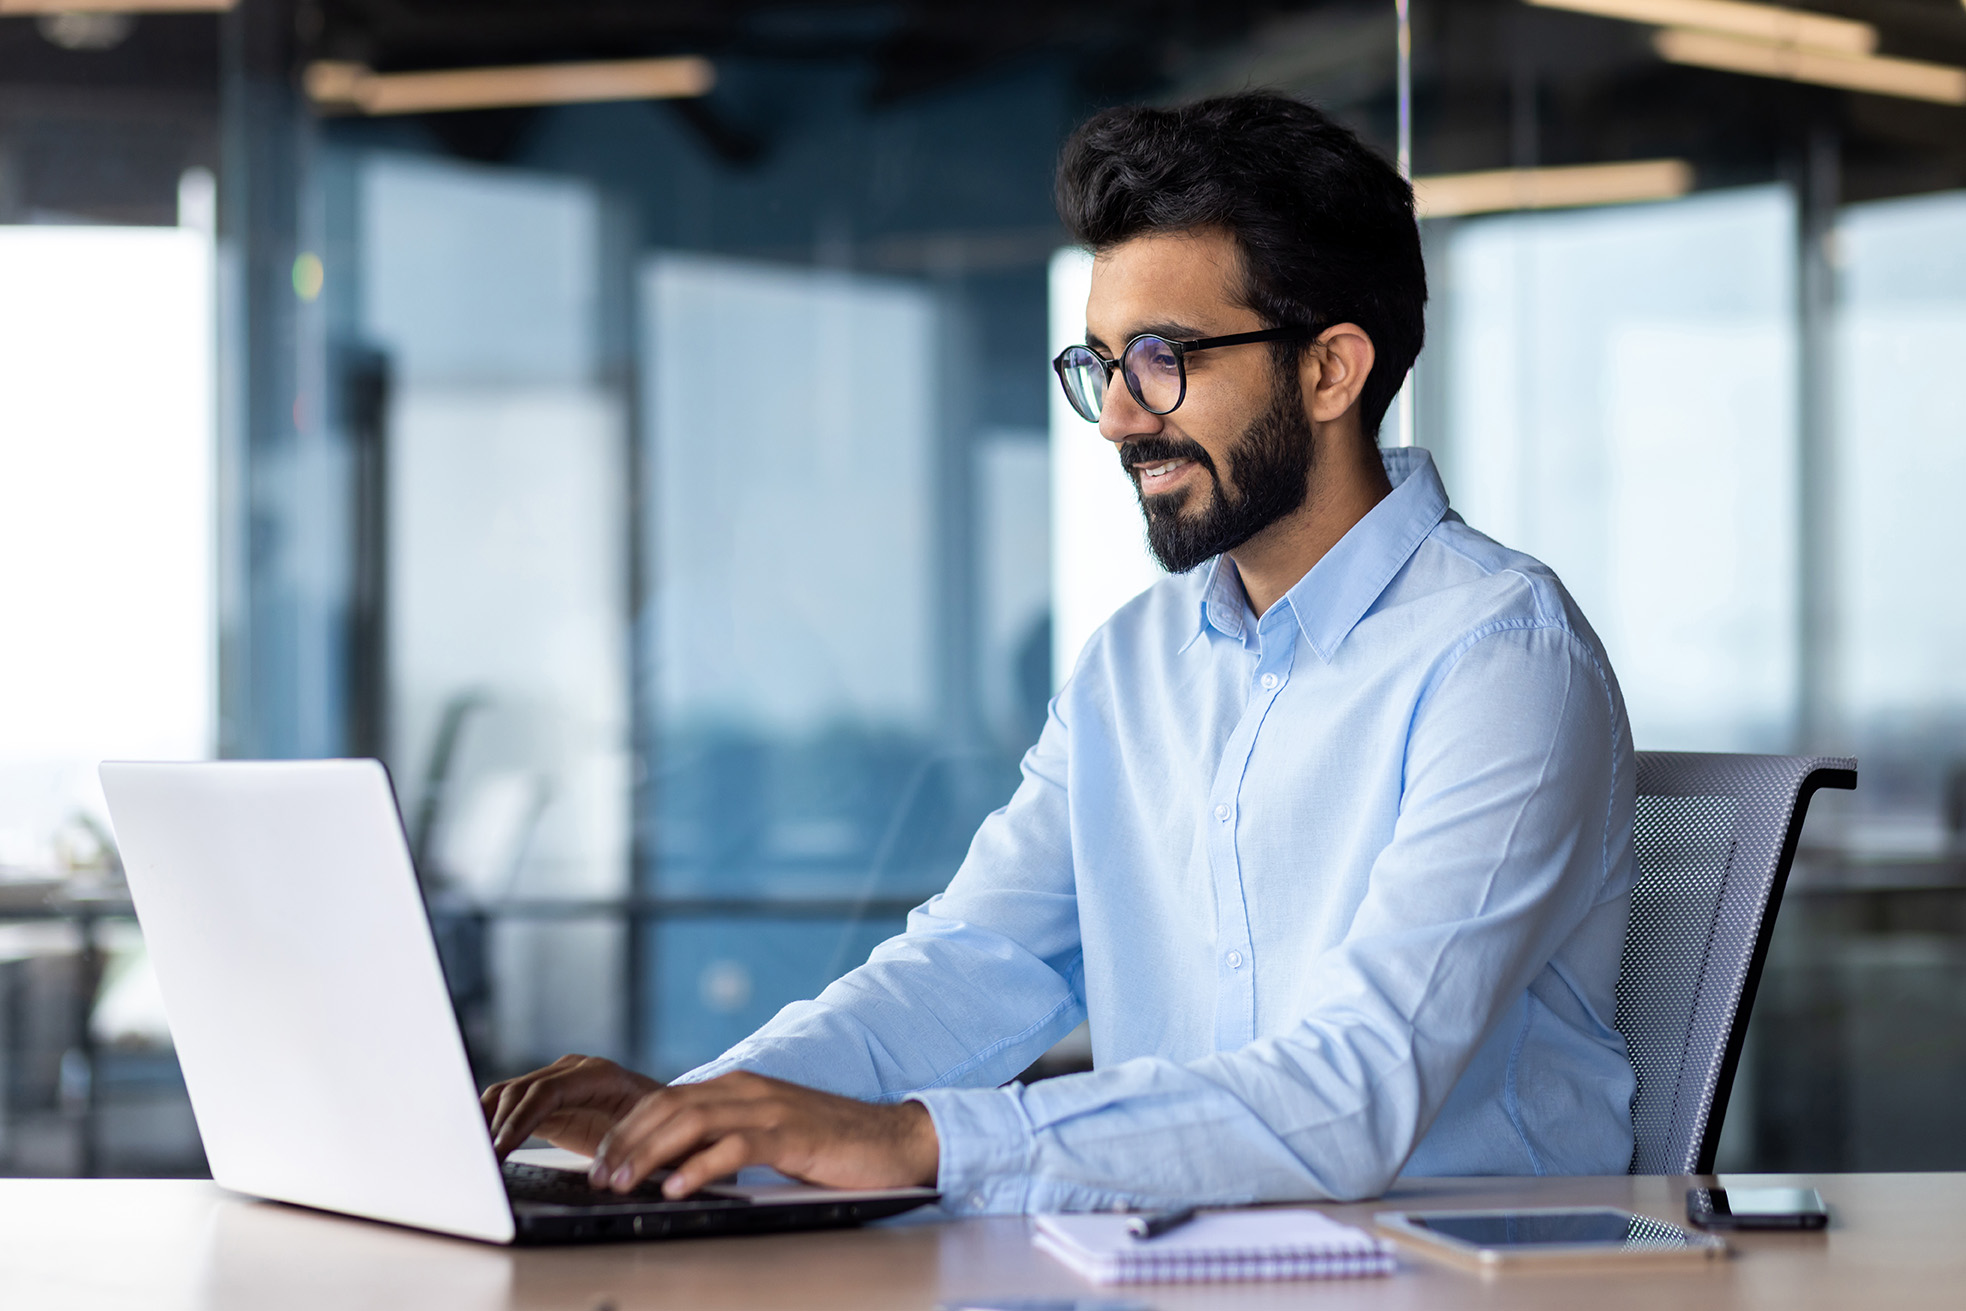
1686 1187 1828 1231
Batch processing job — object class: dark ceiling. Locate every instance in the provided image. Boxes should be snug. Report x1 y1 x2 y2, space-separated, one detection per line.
306 0 1321 103
3 0 1966 221
301 0 1966 197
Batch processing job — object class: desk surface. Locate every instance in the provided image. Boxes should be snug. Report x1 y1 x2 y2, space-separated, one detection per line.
4 1172 1959 1310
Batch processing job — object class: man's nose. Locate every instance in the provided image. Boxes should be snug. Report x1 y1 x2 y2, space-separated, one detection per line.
1097 377 1164 447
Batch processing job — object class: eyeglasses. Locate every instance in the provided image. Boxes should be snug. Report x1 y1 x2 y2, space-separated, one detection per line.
1052 325 1319 424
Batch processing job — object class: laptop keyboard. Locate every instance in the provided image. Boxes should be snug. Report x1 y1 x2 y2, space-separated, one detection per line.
502 1160 751 1209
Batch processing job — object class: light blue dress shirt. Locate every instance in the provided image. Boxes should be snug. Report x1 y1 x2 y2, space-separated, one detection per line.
682 447 1636 1213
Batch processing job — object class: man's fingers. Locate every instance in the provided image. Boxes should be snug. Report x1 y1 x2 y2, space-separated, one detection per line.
595 1094 754 1192
489 1075 550 1146
577 1075 933 1196
591 1095 702 1189
482 1054 584 1134
487 1075 548 1139
662 1133 756 1199
488 1077 533 1135
491 1078 577 1156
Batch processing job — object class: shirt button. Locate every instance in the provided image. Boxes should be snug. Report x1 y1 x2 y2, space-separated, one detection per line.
970 1194 986 1209
1226 950 1244 969
1260 672 1279 690
1214 803 1231 822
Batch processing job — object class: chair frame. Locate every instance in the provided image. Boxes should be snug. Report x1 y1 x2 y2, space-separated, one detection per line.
1628 752 1857 1175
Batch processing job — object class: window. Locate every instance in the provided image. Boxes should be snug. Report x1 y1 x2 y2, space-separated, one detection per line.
1433 187 1799 752
0 225 215 872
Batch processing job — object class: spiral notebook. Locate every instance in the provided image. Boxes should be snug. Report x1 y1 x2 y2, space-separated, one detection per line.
1033 1209 1397 1284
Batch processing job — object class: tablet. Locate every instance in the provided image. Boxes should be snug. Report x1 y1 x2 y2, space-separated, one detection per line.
1374 1207 1729 1270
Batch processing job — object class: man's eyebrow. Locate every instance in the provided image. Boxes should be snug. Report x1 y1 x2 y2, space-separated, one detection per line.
1083 320 1212 353
1135 320 1208 340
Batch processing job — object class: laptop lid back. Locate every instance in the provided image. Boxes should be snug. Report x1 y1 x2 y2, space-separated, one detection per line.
100 759 515 1243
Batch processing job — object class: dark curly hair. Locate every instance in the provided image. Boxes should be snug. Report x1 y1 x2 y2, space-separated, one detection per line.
1057 93 1426 440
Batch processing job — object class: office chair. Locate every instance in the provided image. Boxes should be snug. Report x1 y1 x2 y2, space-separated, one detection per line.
1617 751 1858 1175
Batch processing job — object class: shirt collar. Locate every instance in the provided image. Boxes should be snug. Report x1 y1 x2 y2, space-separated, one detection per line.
1186 446 1449 661
1189 555 1251 650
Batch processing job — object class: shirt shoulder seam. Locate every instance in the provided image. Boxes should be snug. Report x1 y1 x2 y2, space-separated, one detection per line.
1422 618 1625 893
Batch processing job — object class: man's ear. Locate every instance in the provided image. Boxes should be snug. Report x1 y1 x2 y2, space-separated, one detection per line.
1299 323 1375 424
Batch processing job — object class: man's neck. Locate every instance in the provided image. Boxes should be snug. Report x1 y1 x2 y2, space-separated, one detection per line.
1227 434 1394 617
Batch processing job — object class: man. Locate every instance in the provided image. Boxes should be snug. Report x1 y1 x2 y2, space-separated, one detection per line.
484 93 1636 1213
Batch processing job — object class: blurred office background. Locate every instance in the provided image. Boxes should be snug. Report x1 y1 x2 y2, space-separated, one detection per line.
1 0 1963 1178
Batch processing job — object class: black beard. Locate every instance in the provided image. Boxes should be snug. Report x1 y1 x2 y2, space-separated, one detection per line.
1121 365 1316 574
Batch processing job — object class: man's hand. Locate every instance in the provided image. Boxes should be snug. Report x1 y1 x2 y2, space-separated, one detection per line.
481 1054 661 1158
587 1071 940 1199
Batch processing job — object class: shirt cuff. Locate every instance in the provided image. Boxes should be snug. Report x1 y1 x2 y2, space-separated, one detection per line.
908 1085 1036 1215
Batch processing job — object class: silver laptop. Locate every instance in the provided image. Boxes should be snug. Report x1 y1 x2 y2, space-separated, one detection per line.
99 759 937 1245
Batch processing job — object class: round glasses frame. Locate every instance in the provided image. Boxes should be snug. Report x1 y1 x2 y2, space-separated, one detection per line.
1051 325 1319 423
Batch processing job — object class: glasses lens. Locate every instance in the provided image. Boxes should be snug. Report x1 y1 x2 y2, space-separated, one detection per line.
1056 345 1107 422
1122 335 1183 414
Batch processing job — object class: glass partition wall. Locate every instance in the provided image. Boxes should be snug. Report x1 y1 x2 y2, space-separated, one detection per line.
1432 188 1801 754
315 62 1070 1080
1415 168 1966 1175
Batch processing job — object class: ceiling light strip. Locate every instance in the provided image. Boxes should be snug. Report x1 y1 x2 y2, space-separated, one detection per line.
0 0 234 9
1414 159 1694 219
1655 27 1966 104
305 57 716 116
1525 0 1874 56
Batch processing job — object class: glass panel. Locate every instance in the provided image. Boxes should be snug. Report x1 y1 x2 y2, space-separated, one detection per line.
1726 191 1966 1175
975 432 1054 751
354 153 631 1069
642 254 938 897
644 253 943 845
1834 190 1966 850
649 917 904 1077
640 253 1034 1074
1435 187 1799 752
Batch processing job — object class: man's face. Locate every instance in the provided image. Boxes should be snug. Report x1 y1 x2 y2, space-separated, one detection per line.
1084 228 1318 574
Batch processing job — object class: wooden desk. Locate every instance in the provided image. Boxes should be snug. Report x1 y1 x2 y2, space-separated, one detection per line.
2 1172 1958 1310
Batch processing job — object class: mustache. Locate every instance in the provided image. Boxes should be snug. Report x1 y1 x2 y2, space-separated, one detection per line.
1119 437 1216 477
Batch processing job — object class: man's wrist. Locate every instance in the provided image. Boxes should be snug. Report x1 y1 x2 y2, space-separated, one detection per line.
907 1087 1039 1213
893 1099 940 1186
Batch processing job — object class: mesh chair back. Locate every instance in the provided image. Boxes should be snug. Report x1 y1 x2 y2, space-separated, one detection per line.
1618 751 1856 1174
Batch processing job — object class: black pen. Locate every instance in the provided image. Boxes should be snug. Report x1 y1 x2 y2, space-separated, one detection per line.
1126 1206 1199 1240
